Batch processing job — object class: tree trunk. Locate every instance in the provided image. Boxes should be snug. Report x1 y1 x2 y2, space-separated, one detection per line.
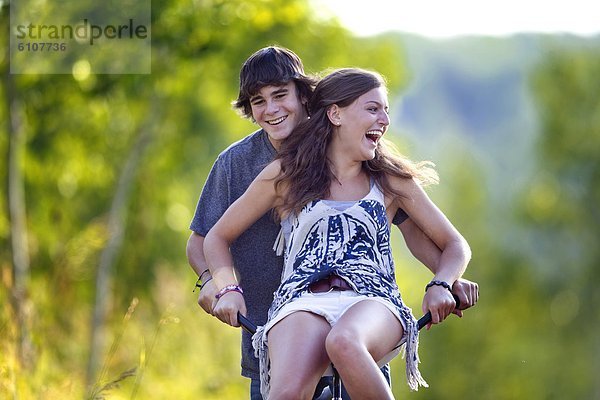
86 98 158 388
4 39 35 370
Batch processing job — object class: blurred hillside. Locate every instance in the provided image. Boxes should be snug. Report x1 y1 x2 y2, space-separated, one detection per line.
391 32 600 271
391 34 541 252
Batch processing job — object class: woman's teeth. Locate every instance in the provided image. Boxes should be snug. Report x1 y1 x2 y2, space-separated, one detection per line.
365 130 382 143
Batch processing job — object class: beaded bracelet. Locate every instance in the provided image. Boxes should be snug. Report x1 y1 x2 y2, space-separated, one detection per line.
425 280 452 294
215 284 244 300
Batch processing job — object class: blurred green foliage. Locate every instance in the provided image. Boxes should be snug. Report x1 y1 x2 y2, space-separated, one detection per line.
1 0 599 398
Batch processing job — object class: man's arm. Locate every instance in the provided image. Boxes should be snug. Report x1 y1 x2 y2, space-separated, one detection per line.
187 152 232 316
187 232 218 314
398 217 441 274
397 217 479 314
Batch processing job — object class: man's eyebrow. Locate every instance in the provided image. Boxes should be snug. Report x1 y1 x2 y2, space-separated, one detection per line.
271 87 289 95
250 86 289 102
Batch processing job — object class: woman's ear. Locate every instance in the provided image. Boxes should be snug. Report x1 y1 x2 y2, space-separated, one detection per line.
327 105 341 126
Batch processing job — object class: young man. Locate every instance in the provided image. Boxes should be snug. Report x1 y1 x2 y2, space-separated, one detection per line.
187 46 478 399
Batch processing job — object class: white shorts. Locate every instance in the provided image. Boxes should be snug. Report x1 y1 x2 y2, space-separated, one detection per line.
263 290 407 368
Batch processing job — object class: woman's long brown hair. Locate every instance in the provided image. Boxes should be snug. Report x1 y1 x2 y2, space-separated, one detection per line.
274 68 438 219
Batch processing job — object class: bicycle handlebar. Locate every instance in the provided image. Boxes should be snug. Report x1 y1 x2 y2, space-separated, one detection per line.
238 312 257 334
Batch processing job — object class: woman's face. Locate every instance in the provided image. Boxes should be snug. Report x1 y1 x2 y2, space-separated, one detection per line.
333 86 390 161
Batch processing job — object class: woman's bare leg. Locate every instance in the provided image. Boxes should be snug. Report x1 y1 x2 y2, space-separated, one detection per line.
325 300 404 400
268 311 332 400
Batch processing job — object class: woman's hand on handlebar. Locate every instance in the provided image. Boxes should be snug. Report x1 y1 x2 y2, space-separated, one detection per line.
213 291 247 327
422 285 457 329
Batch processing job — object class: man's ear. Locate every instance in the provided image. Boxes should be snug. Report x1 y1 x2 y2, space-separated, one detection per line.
301 97 310 116
327 104 341 126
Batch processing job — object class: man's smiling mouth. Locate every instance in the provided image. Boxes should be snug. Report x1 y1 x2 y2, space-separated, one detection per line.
266 116 288 125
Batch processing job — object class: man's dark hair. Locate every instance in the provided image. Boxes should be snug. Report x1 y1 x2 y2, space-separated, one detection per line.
233 46 316 119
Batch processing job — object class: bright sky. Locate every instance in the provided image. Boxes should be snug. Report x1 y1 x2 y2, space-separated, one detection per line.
310 0 600 38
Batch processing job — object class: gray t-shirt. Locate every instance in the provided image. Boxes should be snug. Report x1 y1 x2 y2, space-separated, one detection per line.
190 129 282 379
190 129 409 379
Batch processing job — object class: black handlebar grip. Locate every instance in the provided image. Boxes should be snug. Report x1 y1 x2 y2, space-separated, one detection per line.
238 312 257 334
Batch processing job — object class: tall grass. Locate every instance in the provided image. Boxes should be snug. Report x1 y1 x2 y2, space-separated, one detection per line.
0 266 248 400
87 297 139 400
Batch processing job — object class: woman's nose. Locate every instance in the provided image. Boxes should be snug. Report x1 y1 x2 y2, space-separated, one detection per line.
379 111 390 126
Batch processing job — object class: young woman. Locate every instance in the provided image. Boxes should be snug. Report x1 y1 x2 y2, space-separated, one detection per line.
204 68 472 399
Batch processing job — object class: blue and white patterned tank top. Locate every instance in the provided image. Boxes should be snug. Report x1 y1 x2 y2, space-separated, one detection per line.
253 181 427 394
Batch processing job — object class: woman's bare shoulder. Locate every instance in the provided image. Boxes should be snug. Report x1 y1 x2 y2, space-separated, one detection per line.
255 159 283 181
386 173 418 193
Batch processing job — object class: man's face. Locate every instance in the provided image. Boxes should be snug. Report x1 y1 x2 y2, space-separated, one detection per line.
249 81 307 150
